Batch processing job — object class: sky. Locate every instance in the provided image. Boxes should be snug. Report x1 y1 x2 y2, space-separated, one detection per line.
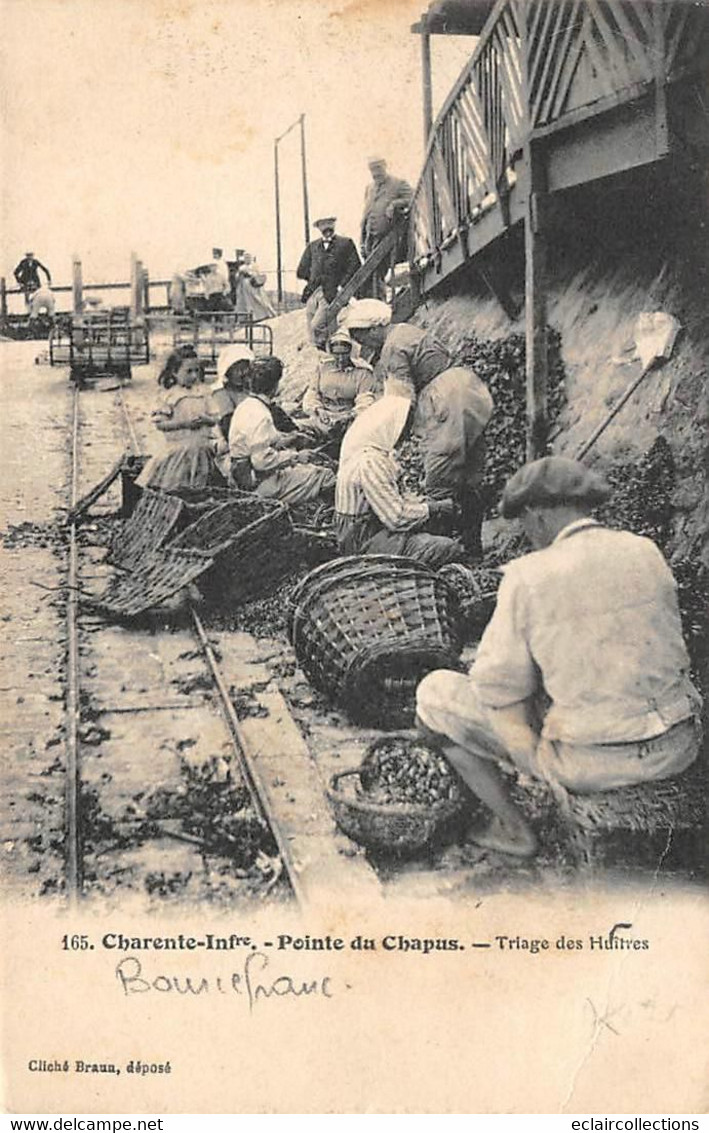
1 0 476 292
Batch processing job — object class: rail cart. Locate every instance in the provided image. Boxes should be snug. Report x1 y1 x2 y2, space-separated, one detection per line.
48 307 150 384
171 312 273 374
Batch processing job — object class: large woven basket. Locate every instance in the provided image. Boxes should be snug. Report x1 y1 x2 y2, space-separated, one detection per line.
290 555 464 727
106 487 296 613
171 488 296 606
327 768 465 856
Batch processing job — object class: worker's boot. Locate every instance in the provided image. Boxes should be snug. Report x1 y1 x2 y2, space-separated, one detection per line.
460 488 484 561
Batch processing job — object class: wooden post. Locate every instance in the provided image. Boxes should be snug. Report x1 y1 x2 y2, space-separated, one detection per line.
0 277 7 322
524 157 549 458
521 0 548 459
653 2 669 159
299 114 310 245
72 257 83 315
129 253 137 317
421 13 433 148
142 267 150 314
130 256 143 317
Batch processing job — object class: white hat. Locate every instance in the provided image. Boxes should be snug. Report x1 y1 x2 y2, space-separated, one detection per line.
340 298 392 330
216 344 254 385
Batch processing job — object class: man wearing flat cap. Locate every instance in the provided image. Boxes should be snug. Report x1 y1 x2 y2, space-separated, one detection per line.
296 217 361 350
416 456 702 857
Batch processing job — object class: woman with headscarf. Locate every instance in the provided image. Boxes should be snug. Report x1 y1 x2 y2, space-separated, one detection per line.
205 345 255 478
300 328 378 454
341 298 494 557
208 345 255 435
335 395 464 567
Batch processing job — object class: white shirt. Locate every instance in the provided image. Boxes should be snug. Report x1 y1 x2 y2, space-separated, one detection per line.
203 258 230 297
470 520 701 744
228 396 291 473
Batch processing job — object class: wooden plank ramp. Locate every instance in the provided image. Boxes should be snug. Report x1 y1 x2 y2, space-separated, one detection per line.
201 624 382 908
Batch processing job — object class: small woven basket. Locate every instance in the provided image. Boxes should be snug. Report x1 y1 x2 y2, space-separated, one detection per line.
326 768 465 856
437 563 501 638
290 555 463 728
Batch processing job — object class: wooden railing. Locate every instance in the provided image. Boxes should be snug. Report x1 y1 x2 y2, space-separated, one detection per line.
323 227 401 334
409 0 709 269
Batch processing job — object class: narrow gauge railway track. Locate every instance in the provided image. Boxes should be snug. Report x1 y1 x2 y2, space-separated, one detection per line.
62 381 301 907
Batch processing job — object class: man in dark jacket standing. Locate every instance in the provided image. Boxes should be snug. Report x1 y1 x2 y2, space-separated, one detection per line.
296 217 360 350
14 252 52 306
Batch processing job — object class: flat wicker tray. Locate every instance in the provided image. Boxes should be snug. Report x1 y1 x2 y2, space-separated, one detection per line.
559 753 708 870
108 488 185 572
88 546 213 617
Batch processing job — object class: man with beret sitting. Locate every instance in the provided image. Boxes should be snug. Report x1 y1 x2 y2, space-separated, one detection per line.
416 456 702 857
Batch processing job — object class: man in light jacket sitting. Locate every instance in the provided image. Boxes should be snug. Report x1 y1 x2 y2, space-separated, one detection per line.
416 456 702 858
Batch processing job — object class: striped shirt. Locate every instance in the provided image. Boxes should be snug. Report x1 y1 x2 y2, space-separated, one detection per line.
336 447 428 531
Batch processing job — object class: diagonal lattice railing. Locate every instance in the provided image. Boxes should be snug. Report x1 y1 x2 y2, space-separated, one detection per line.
409 0 709 270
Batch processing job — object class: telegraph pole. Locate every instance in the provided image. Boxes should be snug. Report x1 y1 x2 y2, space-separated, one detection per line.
274 139 283 305
299 114 310 244
274 113 311 306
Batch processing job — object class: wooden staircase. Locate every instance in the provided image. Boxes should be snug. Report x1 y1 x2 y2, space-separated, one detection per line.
324 227 400 335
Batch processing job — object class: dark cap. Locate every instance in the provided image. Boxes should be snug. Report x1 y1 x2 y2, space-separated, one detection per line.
501 456 610 518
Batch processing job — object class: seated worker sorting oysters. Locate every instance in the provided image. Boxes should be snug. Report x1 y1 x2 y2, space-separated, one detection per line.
335 394 465 568
210 345 255 434
415 457 703 858
340 299 494 558
299 327 378 455
227 355 336 507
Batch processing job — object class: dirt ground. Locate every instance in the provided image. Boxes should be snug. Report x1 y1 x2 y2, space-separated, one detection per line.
0 343 72 897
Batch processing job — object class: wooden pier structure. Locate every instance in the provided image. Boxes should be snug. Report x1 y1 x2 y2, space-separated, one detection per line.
406 0 709 453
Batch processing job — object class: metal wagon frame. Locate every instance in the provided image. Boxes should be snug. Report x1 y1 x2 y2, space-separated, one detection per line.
171 312 274 374
49 308 150 384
